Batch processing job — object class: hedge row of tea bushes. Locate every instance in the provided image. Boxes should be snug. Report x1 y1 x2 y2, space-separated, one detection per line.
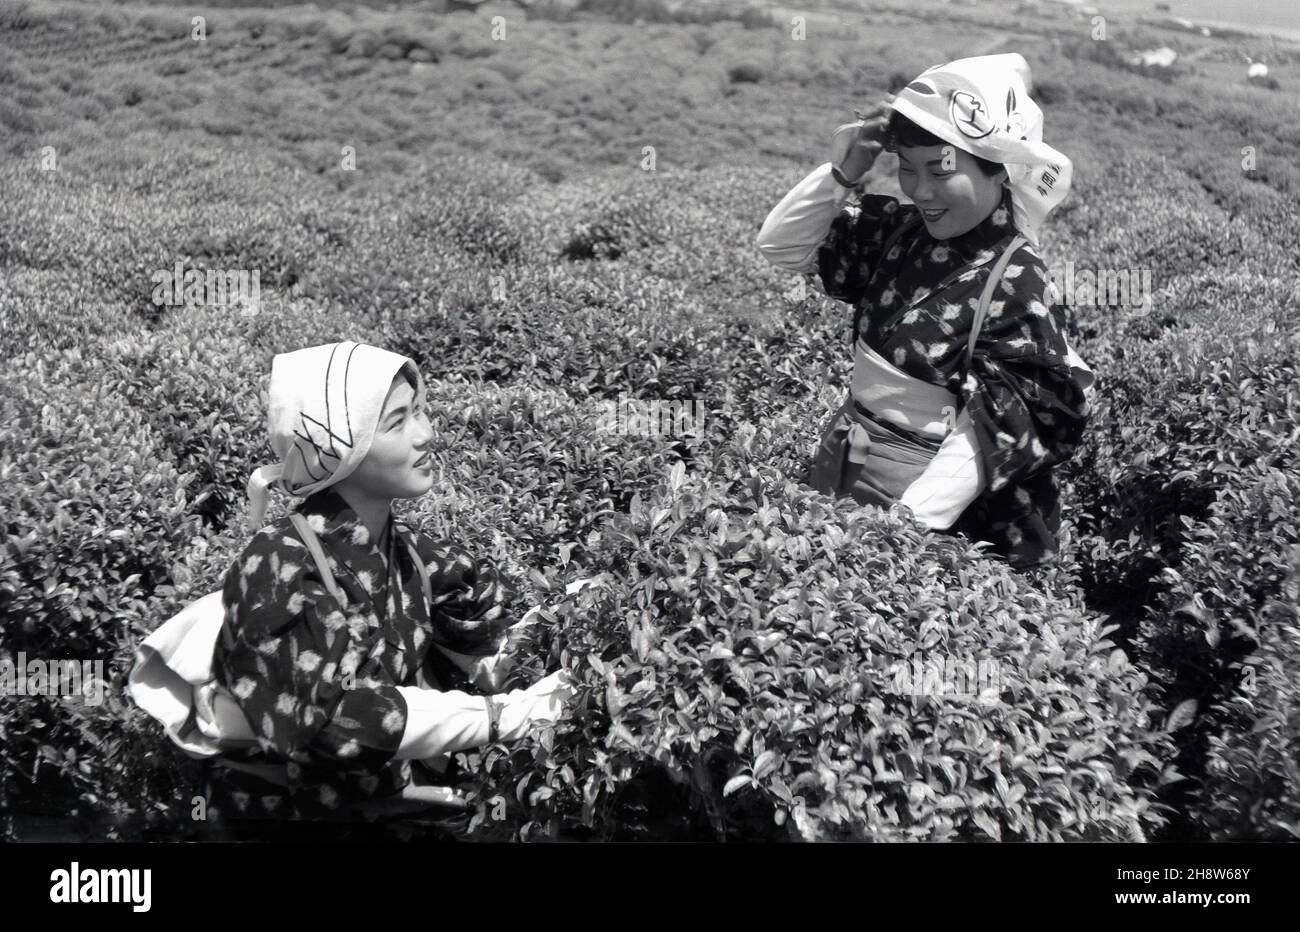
1047 143 1300 839
1061 323 1300 840
416 385 1172 841
4 1 1300 839
6 149 1298 840
0 347 211 833
1196 547 1300 839
2 142 1179 839
0 0 943 189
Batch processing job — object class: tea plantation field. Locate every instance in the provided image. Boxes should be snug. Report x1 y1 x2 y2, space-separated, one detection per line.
1 0 1298 841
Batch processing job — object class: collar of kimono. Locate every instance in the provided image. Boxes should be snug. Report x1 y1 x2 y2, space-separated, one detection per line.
294 487 404 610
297 486 390 548
929 186 1017 264
292 487 431 684
292 487 511 656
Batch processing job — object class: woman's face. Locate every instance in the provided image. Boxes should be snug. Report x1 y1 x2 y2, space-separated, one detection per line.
342 374 436 502
896 144 1007 240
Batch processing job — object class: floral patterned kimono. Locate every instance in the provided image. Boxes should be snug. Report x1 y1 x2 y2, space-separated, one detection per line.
760 159 1095 568
816 186 1093 567
208 487 514 824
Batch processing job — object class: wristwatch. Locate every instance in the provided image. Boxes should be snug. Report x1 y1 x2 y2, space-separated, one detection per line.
831 164 860 188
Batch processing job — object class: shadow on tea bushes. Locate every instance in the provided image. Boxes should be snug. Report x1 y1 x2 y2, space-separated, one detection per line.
1062 322 1300 839
1193 546 1300 841
1153 467 1300 840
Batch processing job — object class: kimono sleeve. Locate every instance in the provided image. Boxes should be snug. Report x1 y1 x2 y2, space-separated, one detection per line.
214 527 408 769
898 408 986 530
412 534 517 657
756 162 856 274
815 192 912 305
957 246 1095 493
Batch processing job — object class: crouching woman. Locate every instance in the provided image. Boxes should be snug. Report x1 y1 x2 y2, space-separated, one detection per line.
207 340 572 835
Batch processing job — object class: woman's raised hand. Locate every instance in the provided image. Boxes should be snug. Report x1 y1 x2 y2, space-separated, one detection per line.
831 101 891 184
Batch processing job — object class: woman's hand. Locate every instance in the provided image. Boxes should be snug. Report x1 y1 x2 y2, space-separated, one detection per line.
493 669 576 736
831 101 891 184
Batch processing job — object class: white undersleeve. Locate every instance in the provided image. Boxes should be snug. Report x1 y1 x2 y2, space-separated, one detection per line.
898 408 986 530
756 162 852 274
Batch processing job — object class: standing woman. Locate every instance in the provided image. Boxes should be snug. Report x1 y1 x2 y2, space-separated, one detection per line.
756 54 1095 569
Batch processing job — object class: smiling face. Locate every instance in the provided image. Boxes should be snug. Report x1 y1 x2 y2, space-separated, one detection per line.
896 143 1007 240
336 370 435 504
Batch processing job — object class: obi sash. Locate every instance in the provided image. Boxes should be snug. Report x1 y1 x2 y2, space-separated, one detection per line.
850 338 958 441
805 394 940 507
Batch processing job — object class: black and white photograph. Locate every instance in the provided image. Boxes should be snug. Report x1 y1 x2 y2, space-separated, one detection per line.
0 0 1295 893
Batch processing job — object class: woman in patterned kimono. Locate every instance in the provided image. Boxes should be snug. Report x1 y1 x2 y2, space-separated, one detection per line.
206 341 573 837
756 53 1095 569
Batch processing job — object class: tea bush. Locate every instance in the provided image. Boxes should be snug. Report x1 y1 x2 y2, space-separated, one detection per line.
1146 466 1300 840
1194 546 1300 840
405 377 682 579
0 349 211 839
453 451 1172 841
3 0 1300 840
1062 313 1300 838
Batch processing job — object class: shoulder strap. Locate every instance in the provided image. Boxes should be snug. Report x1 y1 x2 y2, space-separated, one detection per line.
288 512 432 612
965 235 1027 373
400 529 433 611
288 512 343 603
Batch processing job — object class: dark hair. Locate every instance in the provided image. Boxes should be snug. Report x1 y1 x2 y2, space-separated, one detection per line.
885 112 1004 177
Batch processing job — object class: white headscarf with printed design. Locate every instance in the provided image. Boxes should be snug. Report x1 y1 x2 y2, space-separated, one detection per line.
245 341 422 529
886 53 1072 248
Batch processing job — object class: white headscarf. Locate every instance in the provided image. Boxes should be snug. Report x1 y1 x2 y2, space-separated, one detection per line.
245 341 421 528
887 53 1072 247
